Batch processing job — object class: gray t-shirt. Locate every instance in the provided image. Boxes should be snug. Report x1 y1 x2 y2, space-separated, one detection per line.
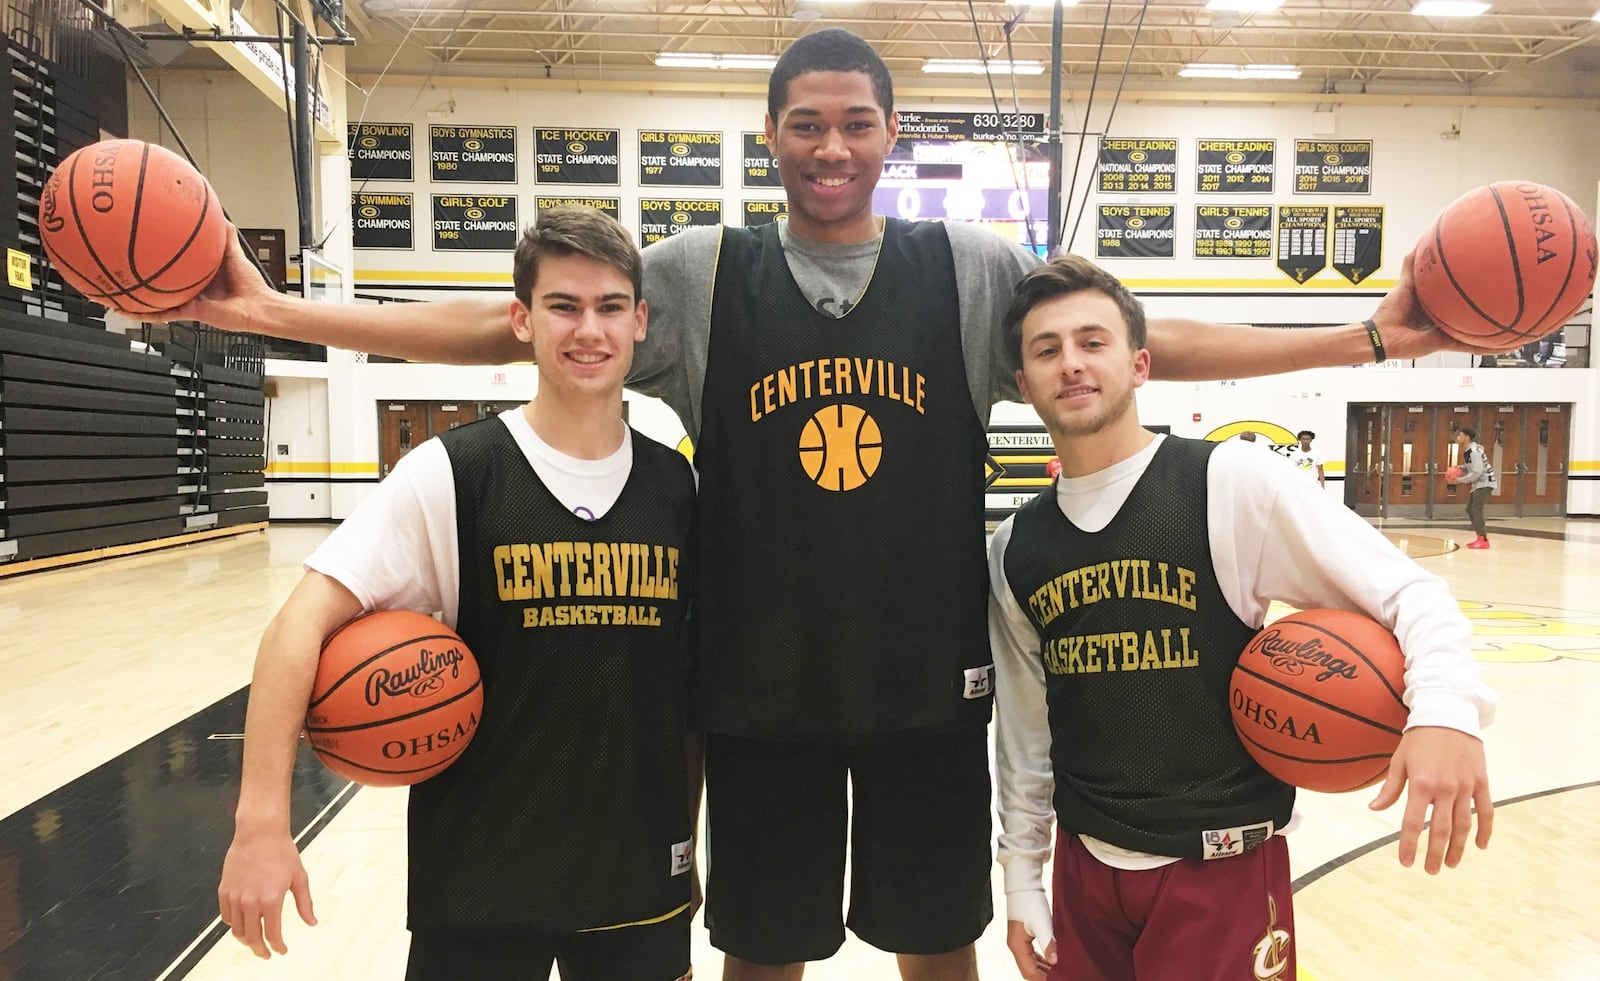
627 220 1041 442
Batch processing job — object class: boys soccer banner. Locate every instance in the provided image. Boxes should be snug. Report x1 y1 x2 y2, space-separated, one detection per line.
639 198 721 246
640 130 723 188
430 125 516 183
1194 205 1272 258
1333 206 1384 284
1276 206 1329 283
1098 138 1177 193
348 123 412 182
1294 141 1373 194
1195 139 1274 193
1097 205 1176 258
535 128 621 185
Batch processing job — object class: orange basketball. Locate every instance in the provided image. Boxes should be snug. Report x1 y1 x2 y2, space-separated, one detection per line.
304 610 483 787
38 139 229 315
1231 609 1407 794
1413 180 1598 348
797 403 882 491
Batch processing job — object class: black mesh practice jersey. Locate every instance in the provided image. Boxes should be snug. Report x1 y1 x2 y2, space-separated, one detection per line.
408 419 695 933
1003 437 1293 859
693 219 993 740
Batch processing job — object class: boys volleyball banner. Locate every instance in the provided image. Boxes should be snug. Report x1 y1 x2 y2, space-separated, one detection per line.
430 125 517 183
1294 141 1372 194
535 128 621 185
535 196 620 221
1194 139 1275 194
1098 138 1178 194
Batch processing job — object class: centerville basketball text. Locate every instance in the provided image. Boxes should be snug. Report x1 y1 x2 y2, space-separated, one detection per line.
492 541 680 628
750 357 927 420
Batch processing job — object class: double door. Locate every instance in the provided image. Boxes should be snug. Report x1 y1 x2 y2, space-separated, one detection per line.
377 401 523 477
1348 403 1569 519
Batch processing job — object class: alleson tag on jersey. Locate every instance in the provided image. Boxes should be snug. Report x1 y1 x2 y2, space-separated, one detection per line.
1201 821 1274 860
963 665 994 699
670 838 693 876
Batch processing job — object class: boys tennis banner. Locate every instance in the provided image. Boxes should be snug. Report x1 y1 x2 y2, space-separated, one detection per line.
1098 205 1176 258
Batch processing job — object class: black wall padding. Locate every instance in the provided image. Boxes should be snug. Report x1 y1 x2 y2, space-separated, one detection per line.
207 381 266 406
205 420 260 439
1 406 178 437
0 434 179 458
216 506 269 528
203 490 267 509
3 458 179 482
0 353 177 396
209 401 264 423
2 378 176 416
205 472 265 492
13 517 186 562
4 499 178 537
6 477 182 509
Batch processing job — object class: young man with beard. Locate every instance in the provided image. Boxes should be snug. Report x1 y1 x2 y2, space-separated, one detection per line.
176 30 1475 981
987 254 1497 981
216 207 698 980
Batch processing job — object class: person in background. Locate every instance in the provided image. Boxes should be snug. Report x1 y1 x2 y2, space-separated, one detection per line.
1287 430 1326 487
1456 427 1499 549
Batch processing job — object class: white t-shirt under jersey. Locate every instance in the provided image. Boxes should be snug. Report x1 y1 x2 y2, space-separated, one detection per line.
305 408 631 627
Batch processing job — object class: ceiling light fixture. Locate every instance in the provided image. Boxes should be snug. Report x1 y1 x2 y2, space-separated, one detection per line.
1178 62 1302 79
1205 0 1284 11
1411 1 1491 16
654 52 779 71
922 58 1046 75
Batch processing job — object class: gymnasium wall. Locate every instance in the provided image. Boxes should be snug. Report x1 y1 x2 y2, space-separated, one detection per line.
125 71 1600 519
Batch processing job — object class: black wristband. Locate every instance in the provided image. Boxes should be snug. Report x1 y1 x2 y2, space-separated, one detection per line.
1364 319 1386 363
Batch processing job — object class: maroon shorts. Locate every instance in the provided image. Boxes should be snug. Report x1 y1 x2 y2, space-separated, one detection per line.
1048 830 1296 981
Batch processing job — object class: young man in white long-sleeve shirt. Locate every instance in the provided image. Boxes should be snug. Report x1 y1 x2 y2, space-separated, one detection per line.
987 254 1497 981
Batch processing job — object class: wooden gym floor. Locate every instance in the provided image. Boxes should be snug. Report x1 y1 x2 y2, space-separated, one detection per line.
2 516 1597 980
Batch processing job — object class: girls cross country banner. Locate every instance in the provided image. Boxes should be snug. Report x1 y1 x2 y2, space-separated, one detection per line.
1294 141 1373 194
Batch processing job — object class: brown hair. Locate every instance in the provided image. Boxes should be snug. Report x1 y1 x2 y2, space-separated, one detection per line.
1003 254 1147 370
512 205 642 307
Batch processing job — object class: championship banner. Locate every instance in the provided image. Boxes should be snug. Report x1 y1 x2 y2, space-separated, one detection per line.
1097 205 1176 258
640 130 723 187
1193 205 1272 259
743 200 788 227
1294 141 1372 194
639 198 721 247
1276 206 1329 283
432 194 518 251
348 122 413 182
430 125 516 183
1195 139 1274 193
1332 206 1384 284
743 132 782 188
534 128 621 185
535 196 620 220
1098 138 1177 193
351 192 413 250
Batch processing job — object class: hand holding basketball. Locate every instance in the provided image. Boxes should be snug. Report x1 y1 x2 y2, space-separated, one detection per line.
1445 466 1465 482
157 224 279 330
1369 726 1494 874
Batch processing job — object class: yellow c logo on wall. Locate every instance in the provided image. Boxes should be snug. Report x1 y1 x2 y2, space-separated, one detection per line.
1205 421 1298 446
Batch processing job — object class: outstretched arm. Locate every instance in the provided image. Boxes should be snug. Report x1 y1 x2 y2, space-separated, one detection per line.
1145 252 1493 381
162 229 526 366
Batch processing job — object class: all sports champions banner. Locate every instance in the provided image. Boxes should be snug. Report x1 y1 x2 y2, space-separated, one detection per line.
348 123 413 181
1332 206 1384 284
351 192 413 250
1193 205 1271 258
432 195 518 251
1276 206 1329 283
639 198 721 247
1294 141 1372 194
640 130 723 188
1195 139 1274 193
430 125 516 183
535 128 621 185
1097 205 1176 258
536 196 620 221
744 200 788 227
1098 138 1177 193
743 132 782 188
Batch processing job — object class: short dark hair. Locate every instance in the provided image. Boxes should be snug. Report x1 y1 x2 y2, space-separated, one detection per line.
1460 426 1478 440
1003 254 1147 370
768 29 894 120
512 205 642 307
1297 430 1315 441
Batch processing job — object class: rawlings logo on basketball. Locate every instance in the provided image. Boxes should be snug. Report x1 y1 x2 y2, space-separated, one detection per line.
40 181 63 234
1253 628 1359 682
364 644 468 704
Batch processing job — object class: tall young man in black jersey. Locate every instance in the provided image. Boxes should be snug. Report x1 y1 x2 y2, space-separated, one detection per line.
216 207 698 980
178 30 1474 981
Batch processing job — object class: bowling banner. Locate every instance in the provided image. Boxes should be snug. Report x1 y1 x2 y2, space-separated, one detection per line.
1098 138 1178 194
1294 140 1372 194
1194 205 1273 258
1332 206 1384 284
639 198 721 247
1276 206 1329 283
431 194 518 251
639 130 723 188
1195 138 1274 193
351 192 413 250
348 122 412 182
534 128 621 185
1097 205 1176 259
430 125 516 183
742 132 782 188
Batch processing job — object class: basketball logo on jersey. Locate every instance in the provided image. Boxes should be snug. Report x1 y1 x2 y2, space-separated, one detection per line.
798 404 882 491
1251 895 1292 980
